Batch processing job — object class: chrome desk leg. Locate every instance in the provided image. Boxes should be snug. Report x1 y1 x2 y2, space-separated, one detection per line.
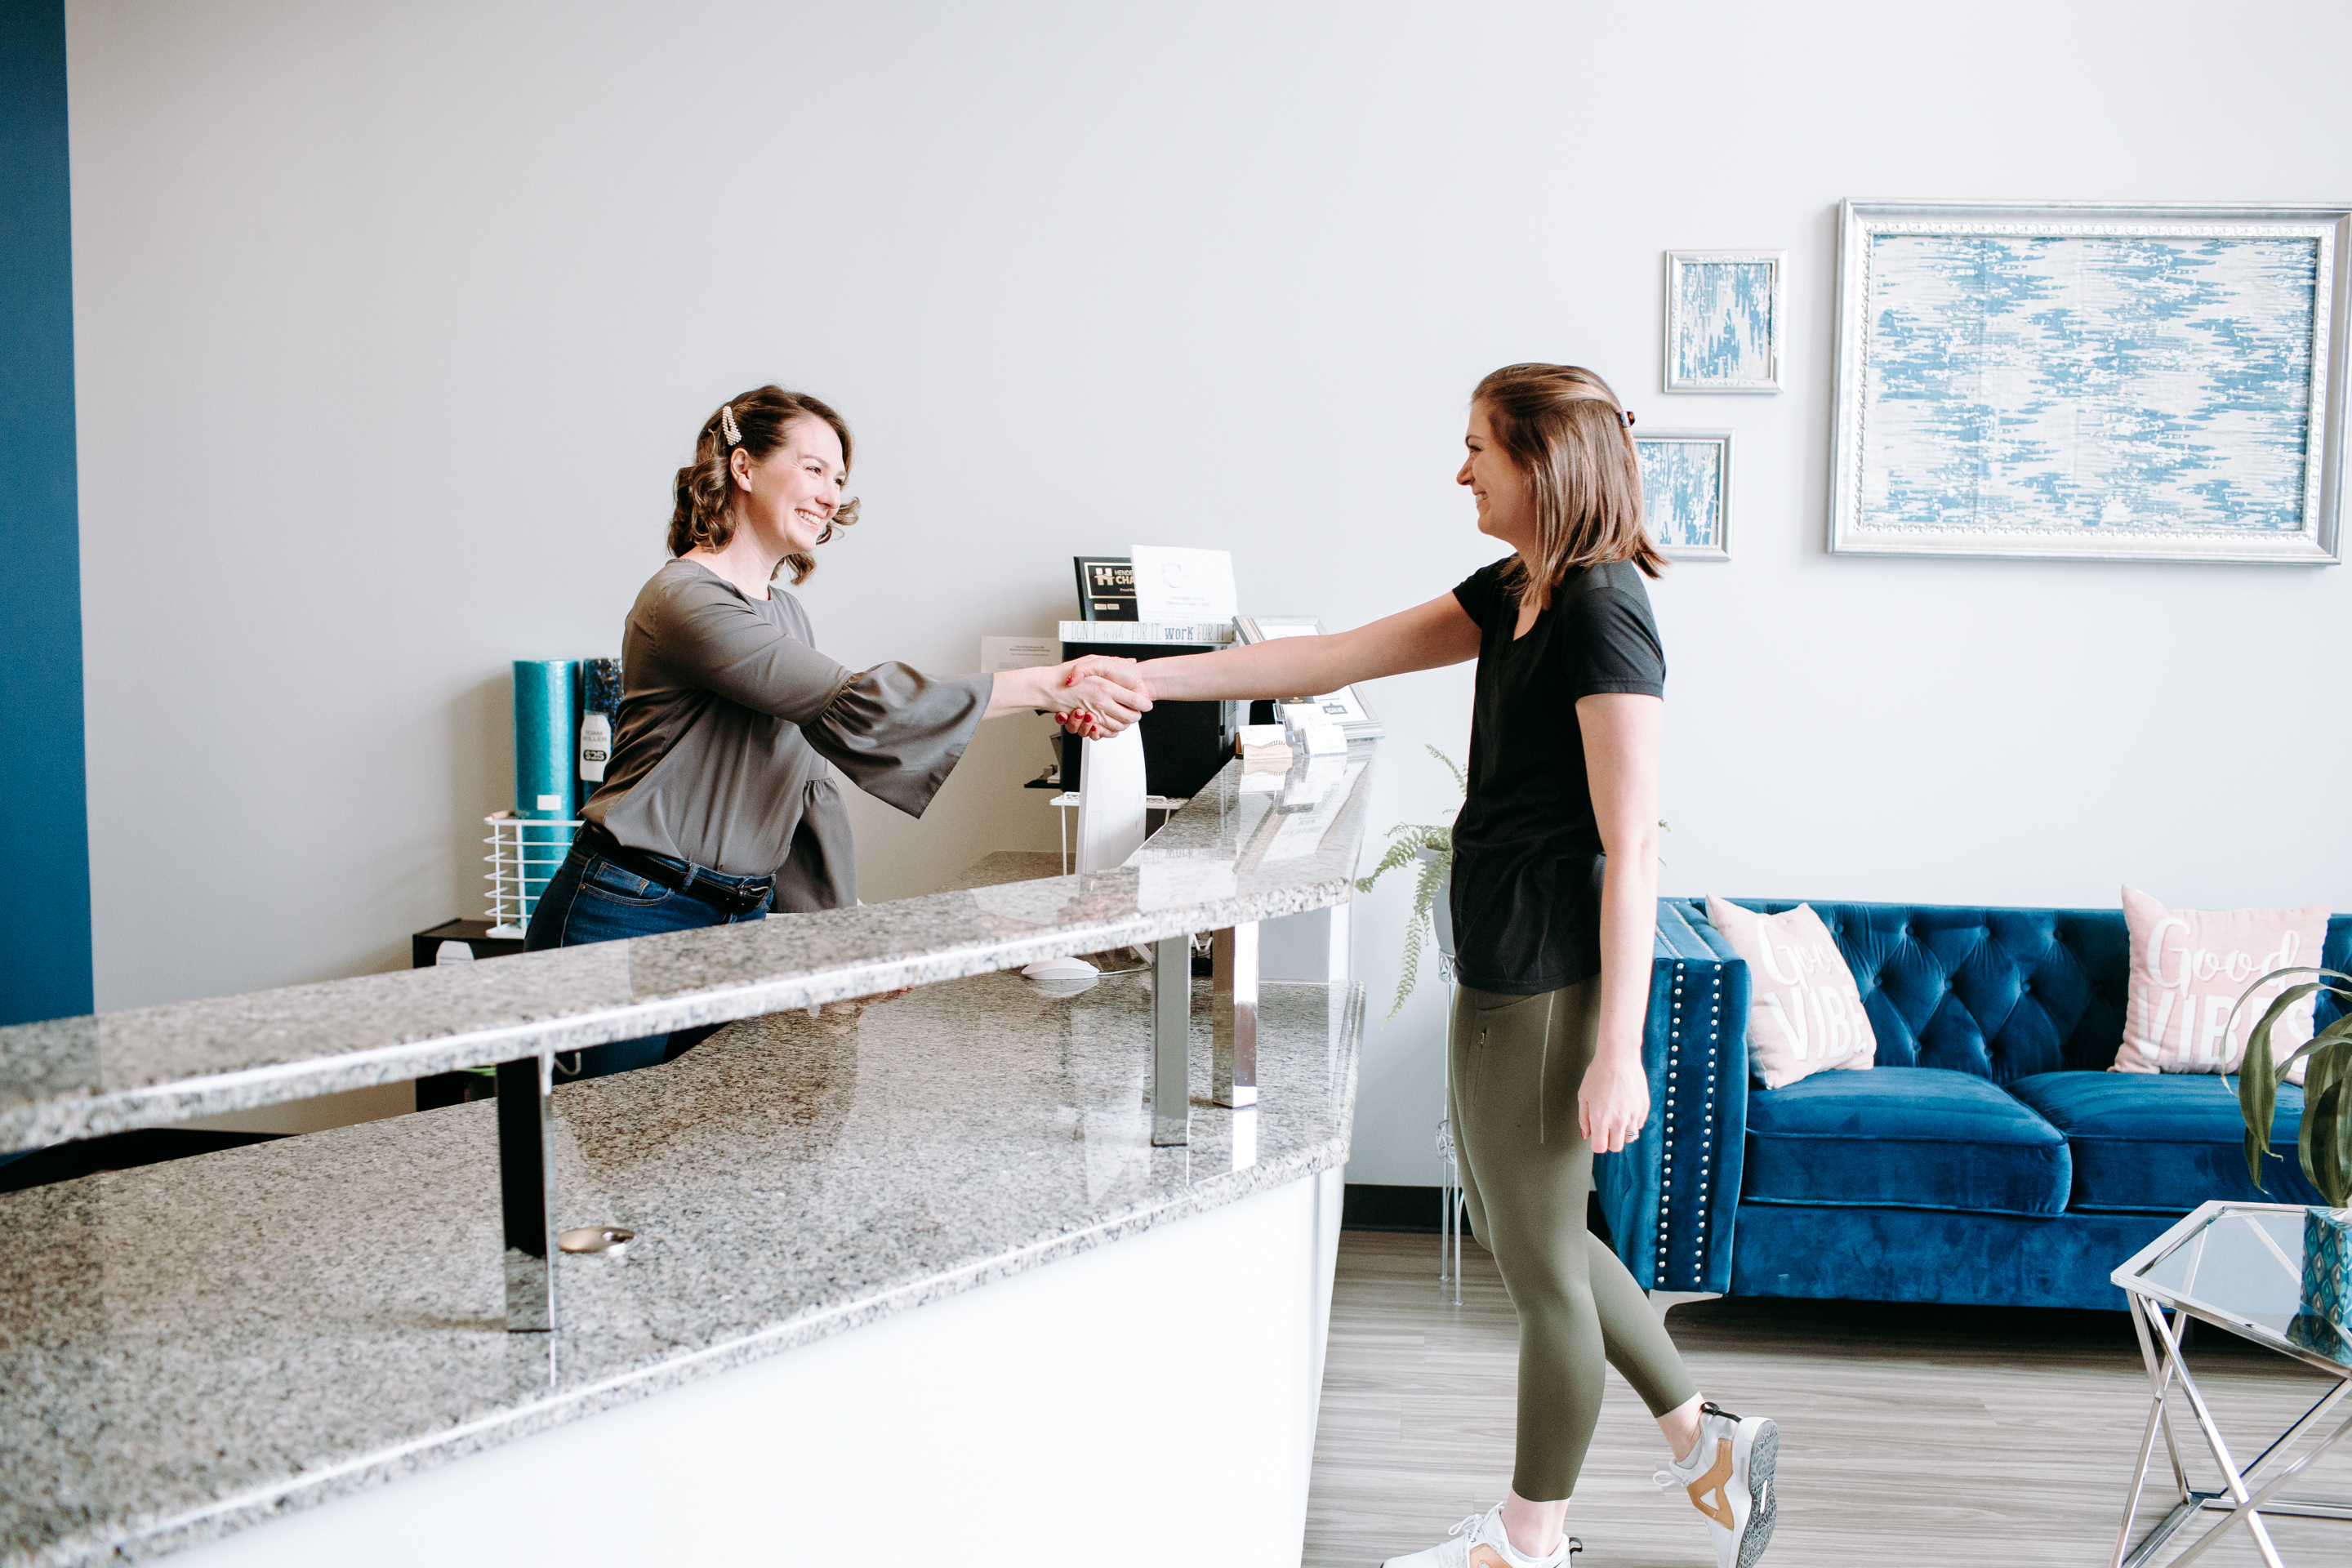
497 1054 558 1333
1213 923 1258 1109
1152 935 1190 1147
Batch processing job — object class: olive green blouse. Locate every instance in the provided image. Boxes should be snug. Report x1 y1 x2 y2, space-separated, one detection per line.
582 559 991 907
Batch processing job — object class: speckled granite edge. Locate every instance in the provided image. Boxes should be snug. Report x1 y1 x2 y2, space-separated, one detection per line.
1 748 1373 1153
50 982 1364 1568
4 875 1351 1153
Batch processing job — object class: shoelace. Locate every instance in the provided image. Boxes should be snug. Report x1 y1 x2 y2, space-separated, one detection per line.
1440 1512 1578 1566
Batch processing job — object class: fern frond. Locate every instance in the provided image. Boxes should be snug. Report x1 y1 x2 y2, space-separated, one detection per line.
1386 904 1427 1020
1354 839 1422 895
1380 849 1458 1021
1410 853 1444 934
1356 826 1450 893
1369 745 1466 1020
1426 742 1467 797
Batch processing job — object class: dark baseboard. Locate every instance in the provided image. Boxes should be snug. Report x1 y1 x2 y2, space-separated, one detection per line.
0 1128 283 1192
1341 1183 1611 1244
1343 1183 1447 1232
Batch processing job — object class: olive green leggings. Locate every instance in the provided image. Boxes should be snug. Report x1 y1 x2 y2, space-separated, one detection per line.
1450 978 1699 1502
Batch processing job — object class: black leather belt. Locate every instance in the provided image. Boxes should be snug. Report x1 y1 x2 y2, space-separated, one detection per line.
577 824 773 915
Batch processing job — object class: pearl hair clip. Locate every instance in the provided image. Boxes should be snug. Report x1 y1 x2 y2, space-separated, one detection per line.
719 404 742 445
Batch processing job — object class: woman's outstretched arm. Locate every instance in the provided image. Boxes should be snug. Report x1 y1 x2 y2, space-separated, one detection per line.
1137 592 1482 702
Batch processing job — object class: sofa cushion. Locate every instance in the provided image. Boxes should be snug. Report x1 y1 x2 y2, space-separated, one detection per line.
2007 1071 2324 1213
2114 885 2329 1084
1743 1067 2072 1216
1704 898 1877 1089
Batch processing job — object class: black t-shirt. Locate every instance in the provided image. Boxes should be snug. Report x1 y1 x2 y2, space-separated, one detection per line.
1447 557 1666 994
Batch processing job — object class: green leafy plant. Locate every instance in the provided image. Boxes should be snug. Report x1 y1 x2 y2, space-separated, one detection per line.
1355 746 1466 1021
2234 966 2352 1211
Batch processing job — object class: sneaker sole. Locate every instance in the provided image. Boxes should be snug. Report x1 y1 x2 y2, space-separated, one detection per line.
1736 1420 1778 1568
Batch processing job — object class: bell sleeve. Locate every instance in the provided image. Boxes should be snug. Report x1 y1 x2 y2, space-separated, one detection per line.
773 772 861 911
657 580 991 818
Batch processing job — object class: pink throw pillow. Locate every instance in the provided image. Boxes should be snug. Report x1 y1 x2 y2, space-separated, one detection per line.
2114 886 2329 1085
1705 898 1878 1089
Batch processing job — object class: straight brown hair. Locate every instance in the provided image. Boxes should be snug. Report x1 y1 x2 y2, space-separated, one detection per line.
668 385 861 585
1475 363 1664 604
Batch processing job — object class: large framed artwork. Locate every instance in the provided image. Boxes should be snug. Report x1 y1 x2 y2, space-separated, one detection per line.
1664 250 1784 393
1829 199 2350 564
1636 430 1731 561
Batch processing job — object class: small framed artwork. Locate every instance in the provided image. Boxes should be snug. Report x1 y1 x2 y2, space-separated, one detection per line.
1637 430 1732 561
1664 250 1785 393
1829 198 2349 564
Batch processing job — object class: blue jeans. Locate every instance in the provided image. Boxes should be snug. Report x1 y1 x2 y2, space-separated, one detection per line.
523 840 774 1080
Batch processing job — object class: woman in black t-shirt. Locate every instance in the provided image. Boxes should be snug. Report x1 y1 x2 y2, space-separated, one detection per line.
1140 364 1776 1568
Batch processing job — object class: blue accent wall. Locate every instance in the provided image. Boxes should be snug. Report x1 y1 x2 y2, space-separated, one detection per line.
1 0 94 1025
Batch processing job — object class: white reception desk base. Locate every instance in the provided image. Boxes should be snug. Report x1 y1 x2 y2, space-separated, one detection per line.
177 1167 1344 1567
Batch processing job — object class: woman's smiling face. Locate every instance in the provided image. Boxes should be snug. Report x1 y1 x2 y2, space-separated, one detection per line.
733 416 848 556
1458 400 1535 552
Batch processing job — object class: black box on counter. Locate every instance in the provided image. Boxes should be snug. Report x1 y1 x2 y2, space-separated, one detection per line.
1058 639 1239 801
412 918 527 969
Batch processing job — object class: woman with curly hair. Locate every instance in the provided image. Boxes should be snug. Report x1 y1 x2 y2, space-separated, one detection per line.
525 385 1147 1076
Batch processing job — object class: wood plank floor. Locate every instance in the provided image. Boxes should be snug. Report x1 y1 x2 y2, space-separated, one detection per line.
1304 1232 2352 1567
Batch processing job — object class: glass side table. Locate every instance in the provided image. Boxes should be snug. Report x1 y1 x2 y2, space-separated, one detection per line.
2109 1201 2352 1568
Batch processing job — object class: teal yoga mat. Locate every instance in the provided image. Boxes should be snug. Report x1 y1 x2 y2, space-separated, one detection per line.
513 660 579 819
513 660 579 924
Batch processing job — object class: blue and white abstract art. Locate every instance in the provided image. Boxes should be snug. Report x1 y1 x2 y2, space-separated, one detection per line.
1637 431 1731 560
1665 251 1784 393
1831 202 2348 563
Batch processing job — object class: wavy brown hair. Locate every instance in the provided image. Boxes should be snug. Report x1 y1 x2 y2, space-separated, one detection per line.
1474 363 1664 604
668 385 861 585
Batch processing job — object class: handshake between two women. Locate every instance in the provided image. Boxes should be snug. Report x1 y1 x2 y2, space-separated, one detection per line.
984 653 1156 740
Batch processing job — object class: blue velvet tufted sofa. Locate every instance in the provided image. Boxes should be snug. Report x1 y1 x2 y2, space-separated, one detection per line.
1592 899 2352 1312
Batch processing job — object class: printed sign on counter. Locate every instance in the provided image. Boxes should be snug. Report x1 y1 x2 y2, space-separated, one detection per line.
1130 544 1237 625
981 636 1060 673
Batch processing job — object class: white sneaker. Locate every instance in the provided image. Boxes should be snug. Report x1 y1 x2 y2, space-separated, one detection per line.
1380 1503 1579 1568
1656 1401 1778 1568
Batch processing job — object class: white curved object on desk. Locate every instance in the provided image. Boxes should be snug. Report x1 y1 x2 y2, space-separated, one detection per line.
1021 728 1150 982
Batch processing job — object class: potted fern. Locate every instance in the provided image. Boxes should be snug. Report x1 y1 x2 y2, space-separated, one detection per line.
2234 965 2352 1334
1354 746 1465 1020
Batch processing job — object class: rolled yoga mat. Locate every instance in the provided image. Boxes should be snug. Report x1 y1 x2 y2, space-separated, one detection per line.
513 659 581 922
576 657 622 804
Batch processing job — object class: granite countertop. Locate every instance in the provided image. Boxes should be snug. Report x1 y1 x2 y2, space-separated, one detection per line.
0 747 1370 1151
1 969 1364 1566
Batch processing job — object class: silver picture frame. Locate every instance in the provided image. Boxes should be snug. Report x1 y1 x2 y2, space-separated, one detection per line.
1829 198 2350 564
1664 249 1785 393
1636 430 1732 561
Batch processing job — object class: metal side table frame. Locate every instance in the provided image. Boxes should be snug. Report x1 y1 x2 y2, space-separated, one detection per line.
2110 1201 2352 1568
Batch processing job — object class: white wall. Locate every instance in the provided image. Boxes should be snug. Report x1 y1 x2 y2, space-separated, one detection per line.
69 0 2352 1177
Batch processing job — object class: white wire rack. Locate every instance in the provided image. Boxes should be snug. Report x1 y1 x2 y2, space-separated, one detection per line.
483 811 581 938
